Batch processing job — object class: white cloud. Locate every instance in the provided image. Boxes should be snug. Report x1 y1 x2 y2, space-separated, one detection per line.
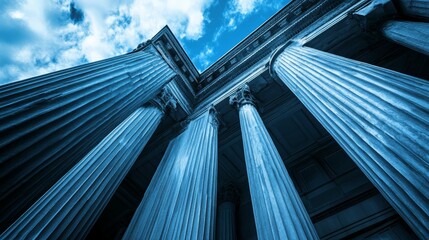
0 0 214 84
233 0 262 15
212 0 263 42
225 0 262 28
193 45 214 71
9 11 24 20
212 0 288 43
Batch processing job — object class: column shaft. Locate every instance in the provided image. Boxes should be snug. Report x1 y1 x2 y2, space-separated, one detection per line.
217 202 237 240
237 102 318 240
382 20 429 56
1 106 163 239
272 46 429 238
0 48 175 230
123 109 218 239
216 186 239 240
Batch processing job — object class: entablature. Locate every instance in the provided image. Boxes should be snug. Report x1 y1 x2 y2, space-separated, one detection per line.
131 0 352 113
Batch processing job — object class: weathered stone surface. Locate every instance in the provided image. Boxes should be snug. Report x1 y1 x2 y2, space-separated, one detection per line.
0 47 175 230
230 85 319 240
272 45 429 238
382 20 429 56
123 108 218 239
1 104 165 239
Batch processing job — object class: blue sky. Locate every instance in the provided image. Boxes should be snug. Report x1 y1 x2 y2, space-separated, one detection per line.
0 0 290 84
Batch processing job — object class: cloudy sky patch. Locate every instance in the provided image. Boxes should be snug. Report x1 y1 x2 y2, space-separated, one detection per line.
0 0 290 84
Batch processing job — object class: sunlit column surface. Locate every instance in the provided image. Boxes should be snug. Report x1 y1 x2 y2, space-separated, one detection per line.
0 90 175 240
123 108 218 239
216 185 239 240
382 20 429 56
272 45 429 238
0 46 175 230
230 85 319 240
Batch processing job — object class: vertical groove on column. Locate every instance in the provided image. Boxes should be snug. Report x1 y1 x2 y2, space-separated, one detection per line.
216 202 236 240
123 110 218 240
1 106 163 239
0 50 175 230
239 103 318 240
382 20 429 56
273 46 429 238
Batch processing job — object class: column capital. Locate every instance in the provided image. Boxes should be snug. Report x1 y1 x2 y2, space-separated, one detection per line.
148 88 177 113
229 84 257 109
208 105 220 128
179 106 219 133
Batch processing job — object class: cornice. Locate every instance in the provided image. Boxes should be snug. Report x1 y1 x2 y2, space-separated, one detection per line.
195 0 345 101
199 0 313 81
152 26 199 83
132 0 357 114
133 26 199 97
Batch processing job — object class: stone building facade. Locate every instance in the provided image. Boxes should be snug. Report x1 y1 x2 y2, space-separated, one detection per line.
0 0 428 239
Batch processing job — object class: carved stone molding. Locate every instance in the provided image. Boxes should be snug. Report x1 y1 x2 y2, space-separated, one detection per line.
229 84 257 109
148 88 177 113
353 0 397 31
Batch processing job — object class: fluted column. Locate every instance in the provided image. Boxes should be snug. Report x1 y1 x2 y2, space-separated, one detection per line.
381 20 429 56
354 0 429 56
395 0 429 19
123 108 218 239
229 85 319 240
271 45 429 238
216 185 239 240
0 90 176 239
0 45 175 230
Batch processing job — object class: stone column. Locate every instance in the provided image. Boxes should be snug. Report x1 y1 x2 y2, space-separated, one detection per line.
0 90 176 239
123 108 218 239
354 0 429 56
381 20 429 56
271 45 429 238
0 45 175 230
229 85 319 240
216 185 239 240
395 0 429 20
